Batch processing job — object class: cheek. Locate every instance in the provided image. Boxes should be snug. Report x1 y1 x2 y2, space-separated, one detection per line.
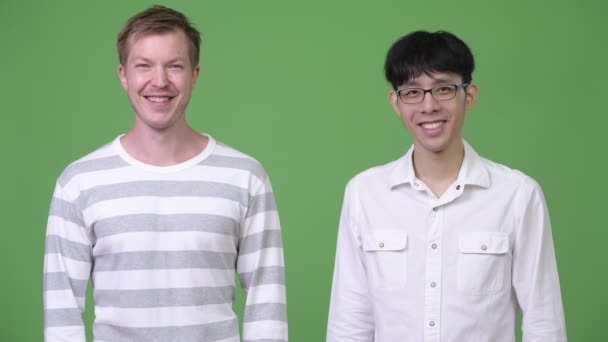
447 104 466 123
164 76 181 89
126 72 147 86
451 114 466 132
399 111 415 125
399 113 417 132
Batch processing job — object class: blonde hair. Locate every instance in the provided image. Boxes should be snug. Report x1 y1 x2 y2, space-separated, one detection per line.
117 5 201 67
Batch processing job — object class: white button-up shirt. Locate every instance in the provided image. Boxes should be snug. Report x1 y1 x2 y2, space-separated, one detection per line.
327 141 566 342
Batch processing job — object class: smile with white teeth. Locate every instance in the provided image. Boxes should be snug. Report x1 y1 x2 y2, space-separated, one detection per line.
420 121 445 129
146 96 171 103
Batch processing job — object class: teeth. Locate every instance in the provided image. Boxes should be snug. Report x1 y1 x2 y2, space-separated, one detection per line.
147 96 170 103
421 121 444 129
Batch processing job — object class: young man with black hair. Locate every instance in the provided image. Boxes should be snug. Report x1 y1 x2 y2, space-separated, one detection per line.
327 31 566 342
43 6 287 342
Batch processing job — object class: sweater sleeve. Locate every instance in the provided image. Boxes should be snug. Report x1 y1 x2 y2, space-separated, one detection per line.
237 175 288 341
43 182 92 342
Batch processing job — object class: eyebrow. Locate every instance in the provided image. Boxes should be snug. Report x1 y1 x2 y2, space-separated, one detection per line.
130 57 188 66
405 77 456 87
129 57 145 62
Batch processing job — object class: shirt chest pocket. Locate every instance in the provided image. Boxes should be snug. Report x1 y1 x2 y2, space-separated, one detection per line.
458 232 510 295
362 230 408 290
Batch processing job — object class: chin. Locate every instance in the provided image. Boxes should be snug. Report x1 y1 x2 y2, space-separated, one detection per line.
418 140 450 154
426 137 462 155
136 113 181 130
150 121 178 131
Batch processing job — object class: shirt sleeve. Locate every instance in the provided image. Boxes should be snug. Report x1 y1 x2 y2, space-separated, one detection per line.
43 183 92 342
512 177 567 342
327 182 374 342
237 175 288 341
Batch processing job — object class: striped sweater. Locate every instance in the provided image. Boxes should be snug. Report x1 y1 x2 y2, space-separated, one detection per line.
43 135 287 342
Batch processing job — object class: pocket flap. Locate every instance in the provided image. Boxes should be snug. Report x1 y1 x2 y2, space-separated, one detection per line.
363 229 408 251
459 232 509 254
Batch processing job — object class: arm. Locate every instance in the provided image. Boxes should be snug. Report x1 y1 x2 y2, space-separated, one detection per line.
327 183 374 342
513 178 567 342
237 176 288 341
43 183 92 342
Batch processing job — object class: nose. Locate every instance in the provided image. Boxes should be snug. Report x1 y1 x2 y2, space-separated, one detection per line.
419 90 441 114
152 67 168 88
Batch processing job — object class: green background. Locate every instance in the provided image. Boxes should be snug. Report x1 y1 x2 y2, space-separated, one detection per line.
1 0 606 340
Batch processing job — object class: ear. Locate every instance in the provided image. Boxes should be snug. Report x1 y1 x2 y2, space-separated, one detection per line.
389 89 402 118
118 64 128 91
191 65 200 87
464 83 479 110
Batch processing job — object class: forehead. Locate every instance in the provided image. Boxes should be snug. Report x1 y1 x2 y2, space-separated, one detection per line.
403 72 462 87
127 30 190 60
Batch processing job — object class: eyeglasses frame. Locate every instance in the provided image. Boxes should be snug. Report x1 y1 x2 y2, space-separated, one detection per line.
396 83 470 104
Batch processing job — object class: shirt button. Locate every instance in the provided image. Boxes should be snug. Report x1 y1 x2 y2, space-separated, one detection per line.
431 243 437 249
481 245 487 251
429 321 436 327
430 282 437 288
456 185 461 190
414 182 419 187
379 242 384 248
432 207 438 211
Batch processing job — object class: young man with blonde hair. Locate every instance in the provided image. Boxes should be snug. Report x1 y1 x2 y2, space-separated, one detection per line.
43 6 287 341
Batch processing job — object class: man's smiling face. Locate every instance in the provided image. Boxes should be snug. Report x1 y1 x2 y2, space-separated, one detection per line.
389 72 478 155
118 29 199 132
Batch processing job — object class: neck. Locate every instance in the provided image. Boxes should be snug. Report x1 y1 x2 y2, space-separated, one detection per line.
413 140 465 197
121 119 208 166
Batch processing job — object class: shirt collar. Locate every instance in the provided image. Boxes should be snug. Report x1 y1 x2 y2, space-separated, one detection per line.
388 145 417 188
458 141 491 188
388 140 490 189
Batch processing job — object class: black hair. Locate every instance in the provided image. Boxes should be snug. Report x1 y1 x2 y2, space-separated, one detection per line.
384 31 475 90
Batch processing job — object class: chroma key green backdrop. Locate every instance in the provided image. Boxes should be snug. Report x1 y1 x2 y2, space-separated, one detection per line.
1 0 606 340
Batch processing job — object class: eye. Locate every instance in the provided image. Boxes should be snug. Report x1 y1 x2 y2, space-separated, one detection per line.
403 89 422 98
134 63 150 69
168 64 184 70
435 85 453 94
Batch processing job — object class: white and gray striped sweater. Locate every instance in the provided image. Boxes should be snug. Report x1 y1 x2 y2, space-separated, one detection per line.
43 135 287 342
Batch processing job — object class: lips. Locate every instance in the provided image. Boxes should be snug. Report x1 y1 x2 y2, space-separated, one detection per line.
419 120 446 129
145 96 173 103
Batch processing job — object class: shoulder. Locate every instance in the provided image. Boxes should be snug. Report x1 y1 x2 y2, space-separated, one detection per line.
208 140 269 183
56 140 124 189
346 158 400 192
481 156 543 198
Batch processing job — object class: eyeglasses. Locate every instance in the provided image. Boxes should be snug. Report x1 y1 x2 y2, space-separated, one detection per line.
396 83 469 104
